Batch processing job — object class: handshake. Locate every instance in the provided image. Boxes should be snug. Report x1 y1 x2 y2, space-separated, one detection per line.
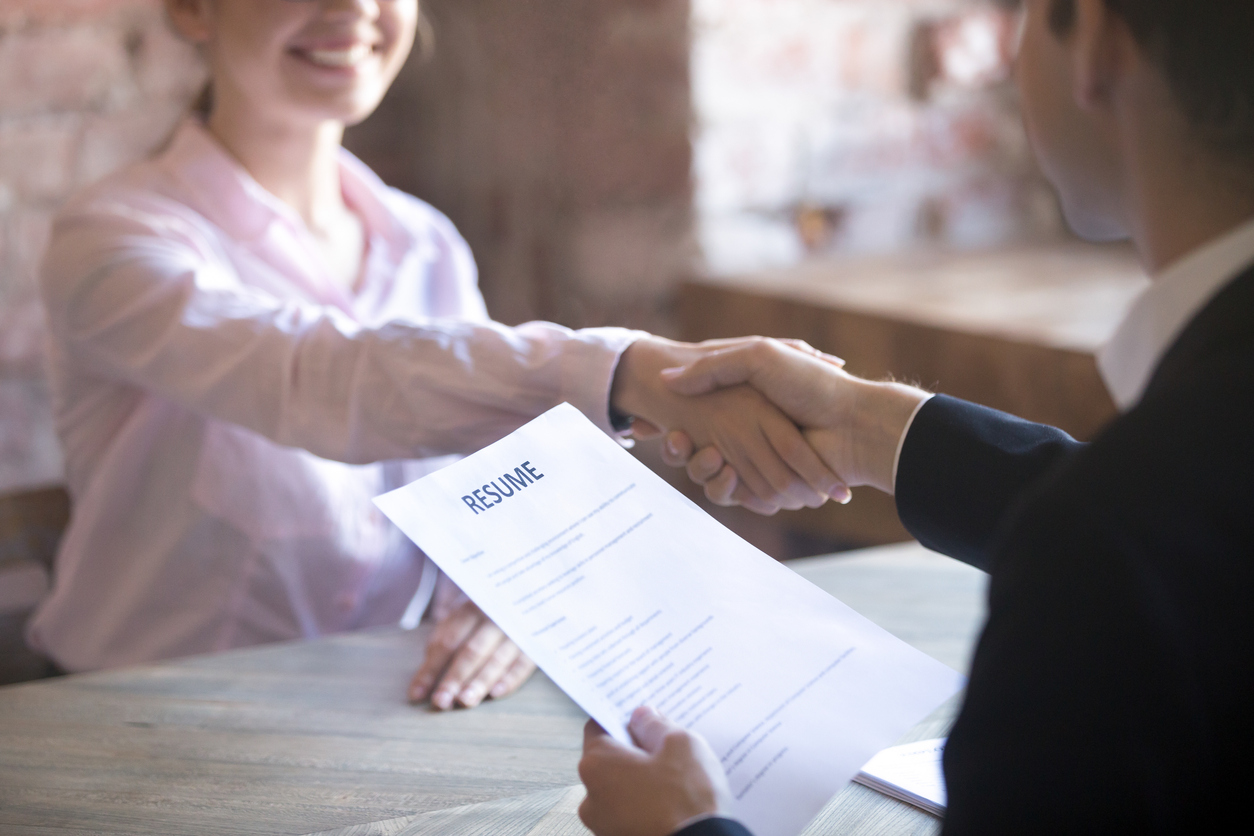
610 336 932 513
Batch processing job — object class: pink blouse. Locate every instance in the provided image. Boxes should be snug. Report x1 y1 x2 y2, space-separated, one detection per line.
30 121 642 671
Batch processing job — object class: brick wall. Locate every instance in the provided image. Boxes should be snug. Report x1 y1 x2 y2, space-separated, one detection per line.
0 0 204 491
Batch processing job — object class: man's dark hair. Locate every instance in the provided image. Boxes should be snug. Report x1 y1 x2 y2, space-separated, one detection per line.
1049 0 1254 160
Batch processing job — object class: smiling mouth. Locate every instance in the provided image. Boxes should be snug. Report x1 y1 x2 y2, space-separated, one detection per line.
293 43 378 69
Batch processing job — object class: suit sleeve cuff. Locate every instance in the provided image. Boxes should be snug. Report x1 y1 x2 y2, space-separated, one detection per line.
892 393 935 493
672 815 755 836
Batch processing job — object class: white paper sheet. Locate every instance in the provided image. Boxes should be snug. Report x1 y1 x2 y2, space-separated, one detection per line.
854 738 948 817
375 404 964 836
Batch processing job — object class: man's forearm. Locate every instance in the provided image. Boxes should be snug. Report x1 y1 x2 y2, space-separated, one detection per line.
894 396 1083 568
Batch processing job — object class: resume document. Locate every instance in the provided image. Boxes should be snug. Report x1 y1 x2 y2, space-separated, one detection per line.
375 404 964 836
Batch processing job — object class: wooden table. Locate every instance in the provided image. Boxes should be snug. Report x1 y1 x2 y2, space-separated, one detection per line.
0 542 986 836
676 244 1148 549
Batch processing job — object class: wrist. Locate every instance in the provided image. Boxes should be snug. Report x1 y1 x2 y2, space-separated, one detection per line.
610 336 685 427
847 378 930 494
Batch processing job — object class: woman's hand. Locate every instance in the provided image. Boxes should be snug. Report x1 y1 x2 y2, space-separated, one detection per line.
579 707 734 836
408 600 536 709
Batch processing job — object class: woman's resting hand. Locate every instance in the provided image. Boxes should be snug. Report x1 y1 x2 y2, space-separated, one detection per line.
408 600 536 709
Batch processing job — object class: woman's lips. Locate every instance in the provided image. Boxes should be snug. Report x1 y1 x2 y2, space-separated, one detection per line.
290 43 377 69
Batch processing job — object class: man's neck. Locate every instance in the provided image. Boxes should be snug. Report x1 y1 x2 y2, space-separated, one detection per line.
1119 101 1254 275
1134 169 1254 277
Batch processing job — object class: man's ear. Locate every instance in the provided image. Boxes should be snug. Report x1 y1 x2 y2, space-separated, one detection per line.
164 0 214 45
1070 0 1135 113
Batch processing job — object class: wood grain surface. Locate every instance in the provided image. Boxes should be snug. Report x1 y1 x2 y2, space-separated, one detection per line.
0 542 985 836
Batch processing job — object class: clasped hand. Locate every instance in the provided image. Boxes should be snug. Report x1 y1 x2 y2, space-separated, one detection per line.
637 337 932 511
611 337 854 515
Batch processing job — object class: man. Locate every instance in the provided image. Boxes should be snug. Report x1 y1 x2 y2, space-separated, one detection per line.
578 0 1254 833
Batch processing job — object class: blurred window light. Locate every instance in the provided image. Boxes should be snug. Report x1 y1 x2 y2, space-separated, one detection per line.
691 0 1055 275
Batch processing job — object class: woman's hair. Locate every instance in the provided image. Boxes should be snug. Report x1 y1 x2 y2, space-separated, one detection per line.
1049 0 1254 160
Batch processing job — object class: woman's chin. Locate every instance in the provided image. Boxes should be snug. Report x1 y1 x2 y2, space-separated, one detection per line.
280 81 391 127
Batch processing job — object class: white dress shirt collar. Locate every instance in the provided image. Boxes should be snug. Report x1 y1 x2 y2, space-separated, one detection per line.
1098 214 1254 411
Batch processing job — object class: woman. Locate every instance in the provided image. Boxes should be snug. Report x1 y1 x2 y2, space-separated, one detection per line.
31 0 842 709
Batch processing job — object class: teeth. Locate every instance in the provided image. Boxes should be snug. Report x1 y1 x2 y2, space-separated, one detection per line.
304 44 373 68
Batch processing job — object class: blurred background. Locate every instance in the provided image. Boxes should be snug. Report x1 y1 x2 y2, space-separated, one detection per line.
0 0 1148 569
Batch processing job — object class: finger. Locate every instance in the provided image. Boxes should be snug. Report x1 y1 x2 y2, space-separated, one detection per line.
457 639 521 707
579 721 641 778
489 653 537 699
629 418 662 440
818 351 846 368
778 339 846 368
762 416 850 506
660 345 765 395
685 445 725 484
660 431 695 468
725 404 847 509
701 464 740 507
777 338 820 356
695 336 769 350
627 705 681 754
584 717 609 745
430 620 505 710
728 481 782 516
409 603 482 702
720 429 806 511
577 797 600 834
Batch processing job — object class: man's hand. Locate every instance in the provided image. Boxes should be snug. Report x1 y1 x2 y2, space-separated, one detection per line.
579 707 733 836
612 337 848 515
657 338 931 501
408 600 536 709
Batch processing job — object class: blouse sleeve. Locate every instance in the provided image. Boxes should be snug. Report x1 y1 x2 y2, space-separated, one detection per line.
41 199 644 465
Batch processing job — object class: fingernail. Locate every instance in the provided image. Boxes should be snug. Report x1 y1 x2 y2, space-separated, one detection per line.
409 684 427 701
819 477 843 497
838 487 853 505
433 690 454 710
664 437 679 456
490 683 508 698
459 686 484 707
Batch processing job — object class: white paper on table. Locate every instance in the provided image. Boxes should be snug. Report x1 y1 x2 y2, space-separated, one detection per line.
374 404 965 836
854 738 948 817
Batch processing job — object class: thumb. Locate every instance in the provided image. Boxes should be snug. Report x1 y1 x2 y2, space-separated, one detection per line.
777 339 845 369
629 417 663 440
628 705 681 754
660 349 758 396
659 363 717 395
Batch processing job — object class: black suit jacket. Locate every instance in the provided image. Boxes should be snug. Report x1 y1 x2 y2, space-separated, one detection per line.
681 264 1254 836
